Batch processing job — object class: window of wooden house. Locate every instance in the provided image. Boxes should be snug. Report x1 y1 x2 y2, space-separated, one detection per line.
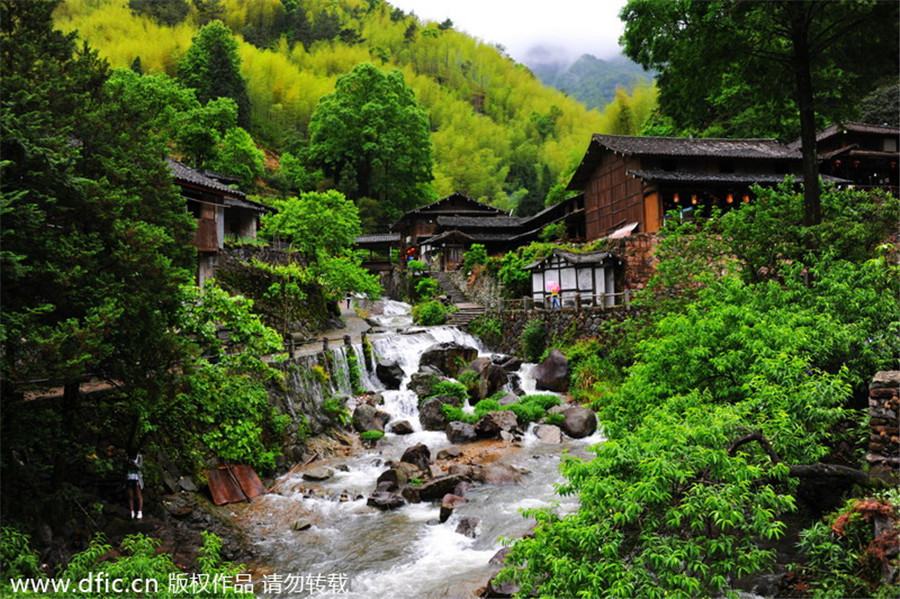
884 137 898 152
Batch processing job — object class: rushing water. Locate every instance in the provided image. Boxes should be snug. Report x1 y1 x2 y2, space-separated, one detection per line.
244 301 604 598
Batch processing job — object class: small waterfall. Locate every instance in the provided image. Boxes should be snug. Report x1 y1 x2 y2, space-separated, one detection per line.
250 300 604 598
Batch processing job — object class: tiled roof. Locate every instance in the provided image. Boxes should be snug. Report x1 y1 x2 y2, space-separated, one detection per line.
355 233 401 245
436 215 525 228
224 196 273 213
524 249 617 270
816 122 900 142
168 159 245 198
591 134 800 159
390 192 505 231
627 169 849 185
567 135 801 190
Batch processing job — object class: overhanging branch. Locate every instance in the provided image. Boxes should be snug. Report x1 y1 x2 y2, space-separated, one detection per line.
728 431 885 487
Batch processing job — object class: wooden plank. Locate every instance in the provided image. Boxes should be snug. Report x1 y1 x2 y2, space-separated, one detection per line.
207 465 266 505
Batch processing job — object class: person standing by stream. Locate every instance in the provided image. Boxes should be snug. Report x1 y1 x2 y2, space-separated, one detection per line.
124 452 144 519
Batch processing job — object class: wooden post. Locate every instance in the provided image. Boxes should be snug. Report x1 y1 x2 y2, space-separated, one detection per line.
523 296 531 311
322 337 329 353
625 289 631 309
575 293 582 312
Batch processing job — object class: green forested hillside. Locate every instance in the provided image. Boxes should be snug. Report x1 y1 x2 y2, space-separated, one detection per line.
533 53 652 111
53 0 655 217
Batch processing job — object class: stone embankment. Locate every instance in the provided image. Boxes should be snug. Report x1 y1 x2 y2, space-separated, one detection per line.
446 266 635 357
867 370 899 477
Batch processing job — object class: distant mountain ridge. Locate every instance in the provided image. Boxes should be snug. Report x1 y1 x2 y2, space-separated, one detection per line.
531 53 653 110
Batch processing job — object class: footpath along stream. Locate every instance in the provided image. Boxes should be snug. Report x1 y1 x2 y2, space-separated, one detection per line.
237 301 604 598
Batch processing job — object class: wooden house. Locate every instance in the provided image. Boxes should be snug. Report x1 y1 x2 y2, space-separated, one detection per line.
383 191 585 270
566 134 816 239
389 192 506 266
354 233 400 273
169 159 270 284
813 122 899 191
524 249 621 308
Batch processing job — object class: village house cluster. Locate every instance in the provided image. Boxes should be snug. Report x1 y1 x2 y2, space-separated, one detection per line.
172 123 899 295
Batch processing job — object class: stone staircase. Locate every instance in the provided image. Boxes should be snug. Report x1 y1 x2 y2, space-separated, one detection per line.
432 270 484 327
447 302 484 327
432 271 468 303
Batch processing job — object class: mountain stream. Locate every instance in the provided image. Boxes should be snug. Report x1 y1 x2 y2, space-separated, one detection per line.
241 301 604 598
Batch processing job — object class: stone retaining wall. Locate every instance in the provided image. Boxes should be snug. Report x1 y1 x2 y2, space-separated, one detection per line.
867 371 899 473
469 306 634 357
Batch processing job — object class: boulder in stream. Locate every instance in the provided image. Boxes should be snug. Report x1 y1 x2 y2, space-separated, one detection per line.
376 468 408 492
560 406 597 439
445 421 477 444
437 446 463 460
302 467 334 482
475 411 520 439
533 349 569 392
291 519 313 531
439 493 467 523
375 360 404 390
367 491 406 511
478 464 525 485
417 474 465 502
352 404 390 433
419 342 479 378
478 364 510 400
455 516 480 538
496 393 519 406
499 357 523 372
533 424 563 444
419 396 460 431
388 420 414 435
408 368 450 399
400 443 432 474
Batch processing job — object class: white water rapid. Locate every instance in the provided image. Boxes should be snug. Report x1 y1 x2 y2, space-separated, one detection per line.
245 301 604 598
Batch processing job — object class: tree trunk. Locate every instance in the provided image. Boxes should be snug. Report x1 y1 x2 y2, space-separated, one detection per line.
789 2 822 228
51 380 81 488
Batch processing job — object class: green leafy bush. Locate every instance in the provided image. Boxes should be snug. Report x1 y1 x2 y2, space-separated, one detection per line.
311 364 330 387
473 398 502 419
538 221 567 242
174 284 288 473
441 404 477 424
429 380 468 403
505 394 561 424
415 277 440 300
461 243 487 272
468 315 503 347
543 412 565 427
521 319 547 362
520 394 562 410
345 345 364 395
407 259 428 275
360 430 385 441
795 490 900 599
1 530 241 598
458 369 480 398
498 186 900 598
322 397 351 427
412 299 448 325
